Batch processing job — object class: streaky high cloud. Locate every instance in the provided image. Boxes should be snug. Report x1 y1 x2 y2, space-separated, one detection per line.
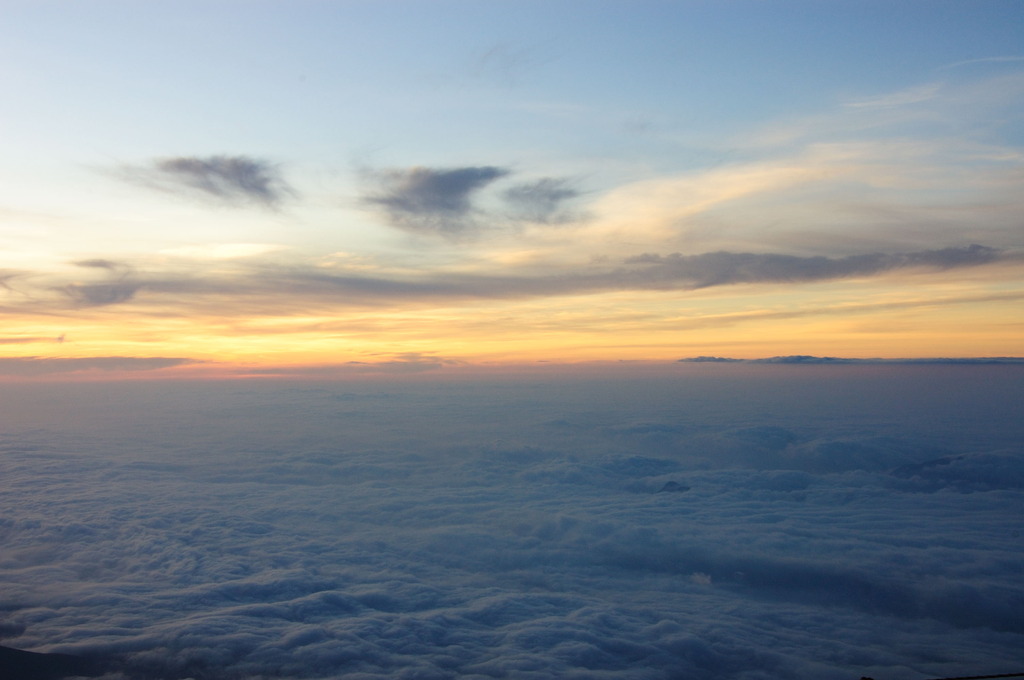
578 129 1024 264
363 165 510 235
20 244 1015 317
639 290 1024 333
0 336 62 345
122 155 294 208
246 352 461 377
843 83 942 109
940 55 1024 70
267 243 1010 304
0 356 195 376
159 243 286 260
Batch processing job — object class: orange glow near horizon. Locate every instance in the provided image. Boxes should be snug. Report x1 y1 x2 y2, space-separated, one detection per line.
3 267 1021 381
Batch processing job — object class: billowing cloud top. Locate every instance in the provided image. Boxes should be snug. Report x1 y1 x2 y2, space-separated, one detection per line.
2 369 1023 677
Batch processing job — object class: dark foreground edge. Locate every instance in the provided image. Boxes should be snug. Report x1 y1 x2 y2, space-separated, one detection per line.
0 644 107 680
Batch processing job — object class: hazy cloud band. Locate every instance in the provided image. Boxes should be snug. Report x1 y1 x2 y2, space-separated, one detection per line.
44 244 1014 310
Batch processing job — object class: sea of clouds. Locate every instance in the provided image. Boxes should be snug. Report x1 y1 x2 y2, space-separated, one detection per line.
1 365 1022 680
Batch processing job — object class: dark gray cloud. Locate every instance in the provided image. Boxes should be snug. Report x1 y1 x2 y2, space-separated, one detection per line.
502 177 580 223
363 165 510 235
263 243 1007 302
622 244 1003 288
125 155 293 208
21 244 1015 314
320 245 1005 302
63 282 142 307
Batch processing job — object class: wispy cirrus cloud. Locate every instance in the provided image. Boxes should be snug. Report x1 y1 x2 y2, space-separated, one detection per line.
159 243 286 260
468 41 553 88
655 290 1024 333
0 336 64 344
939 55 1024 71
572 128 1024 262
502 177 581 224
245 352 462 377
743 69 1024 159
119 155 294 208
843 83 942 109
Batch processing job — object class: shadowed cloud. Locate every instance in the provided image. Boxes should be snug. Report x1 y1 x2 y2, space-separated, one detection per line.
363 165 510 235
622 244 1004 289
61 260 141 307
63 283 141 307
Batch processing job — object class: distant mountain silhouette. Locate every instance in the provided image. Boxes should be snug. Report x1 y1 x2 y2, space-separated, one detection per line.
679 355 1024 364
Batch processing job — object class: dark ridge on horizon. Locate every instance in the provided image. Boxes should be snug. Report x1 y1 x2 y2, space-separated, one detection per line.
679 355 1024 364
0 645 108 680
0 644 211 680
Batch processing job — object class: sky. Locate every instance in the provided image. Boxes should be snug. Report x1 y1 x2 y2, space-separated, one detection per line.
1 367 1023 679
2 0 1024 378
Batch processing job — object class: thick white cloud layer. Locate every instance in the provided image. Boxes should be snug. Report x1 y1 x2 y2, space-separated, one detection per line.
1 366 1022 679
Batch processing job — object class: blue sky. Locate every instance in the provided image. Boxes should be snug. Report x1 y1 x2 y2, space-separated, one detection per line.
10 1 1022 161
